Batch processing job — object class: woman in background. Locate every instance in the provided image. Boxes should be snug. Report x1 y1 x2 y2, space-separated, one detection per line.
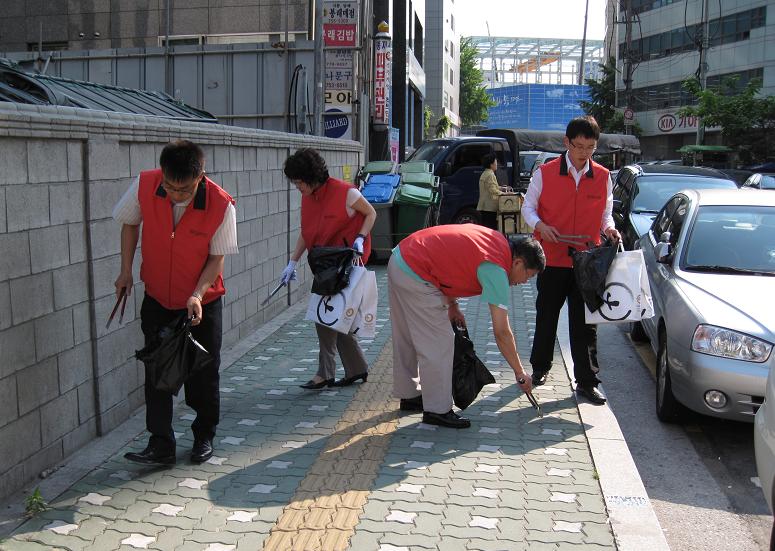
477 153 502 230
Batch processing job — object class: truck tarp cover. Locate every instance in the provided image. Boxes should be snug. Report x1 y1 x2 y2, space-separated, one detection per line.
477 129 641 155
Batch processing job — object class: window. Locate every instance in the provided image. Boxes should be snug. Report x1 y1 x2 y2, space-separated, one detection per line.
27 41 68 51
449 68 454 85
449 96 454 112
444 62 449 82
450 14 455 31
443 91 449 109
450 42 454 58
451 144 491 174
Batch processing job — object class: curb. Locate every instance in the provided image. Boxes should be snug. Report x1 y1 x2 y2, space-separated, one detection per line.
558 304 670 550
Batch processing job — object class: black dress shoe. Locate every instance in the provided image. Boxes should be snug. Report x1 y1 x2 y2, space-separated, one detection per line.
422 410 471 429
300 378 334 390
191 439 213 463
330 372 368 387
124 446 175 466
399 396 423 411
576 385 607 405
532 370 548 387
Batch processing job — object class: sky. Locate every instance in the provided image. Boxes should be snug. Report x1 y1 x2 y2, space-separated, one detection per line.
456 0 608 40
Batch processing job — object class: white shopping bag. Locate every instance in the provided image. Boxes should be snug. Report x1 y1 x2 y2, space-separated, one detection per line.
585 247 654 324
351 270 378 338
305 265 366 334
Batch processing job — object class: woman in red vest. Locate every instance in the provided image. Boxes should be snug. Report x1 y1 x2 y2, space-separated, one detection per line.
281 148 377 389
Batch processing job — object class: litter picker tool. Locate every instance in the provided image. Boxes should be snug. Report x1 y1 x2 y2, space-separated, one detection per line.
106 287 128 329
518 376 543 418
261 281 286 305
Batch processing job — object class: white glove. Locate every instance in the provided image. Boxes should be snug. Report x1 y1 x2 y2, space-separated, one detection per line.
280 260 297 284
352 235 365 255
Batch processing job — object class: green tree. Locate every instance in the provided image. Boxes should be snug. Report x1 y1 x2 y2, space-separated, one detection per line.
680 77 775 165
423 106 433 139
459 37 495 126
580 57 641 135
435 115 451 137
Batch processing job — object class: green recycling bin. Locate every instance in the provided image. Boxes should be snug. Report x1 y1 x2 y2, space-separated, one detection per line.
394 183 435 243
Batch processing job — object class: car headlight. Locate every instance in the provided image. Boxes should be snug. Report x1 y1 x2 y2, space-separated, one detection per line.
692 324 773 363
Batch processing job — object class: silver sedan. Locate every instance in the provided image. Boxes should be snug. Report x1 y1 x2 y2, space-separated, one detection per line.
636 188 775 423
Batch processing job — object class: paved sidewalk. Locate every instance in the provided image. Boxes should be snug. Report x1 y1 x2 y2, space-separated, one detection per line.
1 266 638 551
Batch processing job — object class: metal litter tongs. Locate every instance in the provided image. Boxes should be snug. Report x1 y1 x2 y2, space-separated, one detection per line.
555 233 593 248
518 376 543 418
261 281 287 306
106 287 128 329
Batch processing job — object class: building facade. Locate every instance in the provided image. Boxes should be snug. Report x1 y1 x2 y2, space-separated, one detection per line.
0 0 310 51
424 0 459 136
613 0 774 160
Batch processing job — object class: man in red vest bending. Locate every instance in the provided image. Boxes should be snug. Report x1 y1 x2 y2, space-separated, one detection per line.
113 140 238 465
389 226 545 428
521 116 621 405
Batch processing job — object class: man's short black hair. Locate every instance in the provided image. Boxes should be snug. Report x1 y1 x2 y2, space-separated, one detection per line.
159 140 205 182
566 116 601 141
284 148 330 188
481 152 497 168
508 234 546 272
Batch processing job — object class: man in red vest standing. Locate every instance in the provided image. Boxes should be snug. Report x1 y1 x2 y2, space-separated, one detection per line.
113 140 238 465
521 116 621 405
389 227 545 428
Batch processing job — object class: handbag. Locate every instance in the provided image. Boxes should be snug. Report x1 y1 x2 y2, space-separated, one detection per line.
451 324 496 410
305 263 367 334
307 246 356 296
135 316 213 395
584 245 655 324
572 240 618 313
351 269 378 337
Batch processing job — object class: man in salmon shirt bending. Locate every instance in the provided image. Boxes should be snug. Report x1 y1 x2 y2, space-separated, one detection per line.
389 226 545 428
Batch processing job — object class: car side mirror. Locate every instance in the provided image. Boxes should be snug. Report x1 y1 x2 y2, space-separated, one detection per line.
655 231 672 263
438 162 452 177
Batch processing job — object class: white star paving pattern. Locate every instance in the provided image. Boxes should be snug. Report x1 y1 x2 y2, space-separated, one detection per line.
550 492 577 503
120 533 156 548
227 511 257 522
396 483 424 494
44 520 79 535
547 468 572 478
78 492 111 505
248 484 276 494
204 544 237 551
473 487 499 499
220 436 245 445
385 510 417 524
152 504 185 516
553 521 583 533
178 478 207 489
469 516 499 529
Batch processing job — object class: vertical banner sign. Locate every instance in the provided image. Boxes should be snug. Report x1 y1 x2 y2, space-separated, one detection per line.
389 127 400 162
323 1 358 47
323 1 358 139
373 23 392 130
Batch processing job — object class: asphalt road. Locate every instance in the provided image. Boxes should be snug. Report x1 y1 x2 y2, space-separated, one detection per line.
596 323 773 551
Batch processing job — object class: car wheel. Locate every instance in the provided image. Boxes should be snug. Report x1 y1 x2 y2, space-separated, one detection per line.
630 321 648 342
656 330 685 423
452 208 480 225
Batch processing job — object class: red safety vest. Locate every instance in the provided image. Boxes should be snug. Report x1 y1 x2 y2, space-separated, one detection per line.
534 155 608 268
301 177 371 262
398 224 512 298
138 169 234 310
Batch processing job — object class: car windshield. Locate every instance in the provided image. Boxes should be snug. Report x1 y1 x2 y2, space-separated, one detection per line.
683 205 775 274
760 175 775 190
631 175 737 212
520 153 539 173
408 141 450 163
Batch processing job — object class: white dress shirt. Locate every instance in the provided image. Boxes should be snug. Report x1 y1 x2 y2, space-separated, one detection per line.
521 151 615 233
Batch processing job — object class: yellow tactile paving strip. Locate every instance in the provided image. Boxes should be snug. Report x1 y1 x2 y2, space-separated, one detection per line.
263 342 398 551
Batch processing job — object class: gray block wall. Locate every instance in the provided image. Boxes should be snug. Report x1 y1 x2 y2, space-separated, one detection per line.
0 102 362 499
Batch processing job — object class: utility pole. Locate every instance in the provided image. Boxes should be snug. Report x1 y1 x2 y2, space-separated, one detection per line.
623 0 633 135
314 0 325 136
578 0 589 85
695 0 711 145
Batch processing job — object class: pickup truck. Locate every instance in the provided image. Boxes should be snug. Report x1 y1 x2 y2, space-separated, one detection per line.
406 129 641 226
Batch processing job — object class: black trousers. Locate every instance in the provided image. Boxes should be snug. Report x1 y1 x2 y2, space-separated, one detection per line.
478 210 498 231
530 266 601 387
140 294 222 452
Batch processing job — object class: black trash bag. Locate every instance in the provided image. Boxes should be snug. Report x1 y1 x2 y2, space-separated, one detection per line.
571 241 617 313
307 246 356 296
136 316 213 396
452 324 496 410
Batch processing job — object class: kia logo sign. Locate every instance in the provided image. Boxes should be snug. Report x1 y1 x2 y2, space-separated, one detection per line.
658 114 676 133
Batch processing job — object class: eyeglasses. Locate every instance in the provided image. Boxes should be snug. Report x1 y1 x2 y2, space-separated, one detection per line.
569 140 597 153
161 179 197 196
